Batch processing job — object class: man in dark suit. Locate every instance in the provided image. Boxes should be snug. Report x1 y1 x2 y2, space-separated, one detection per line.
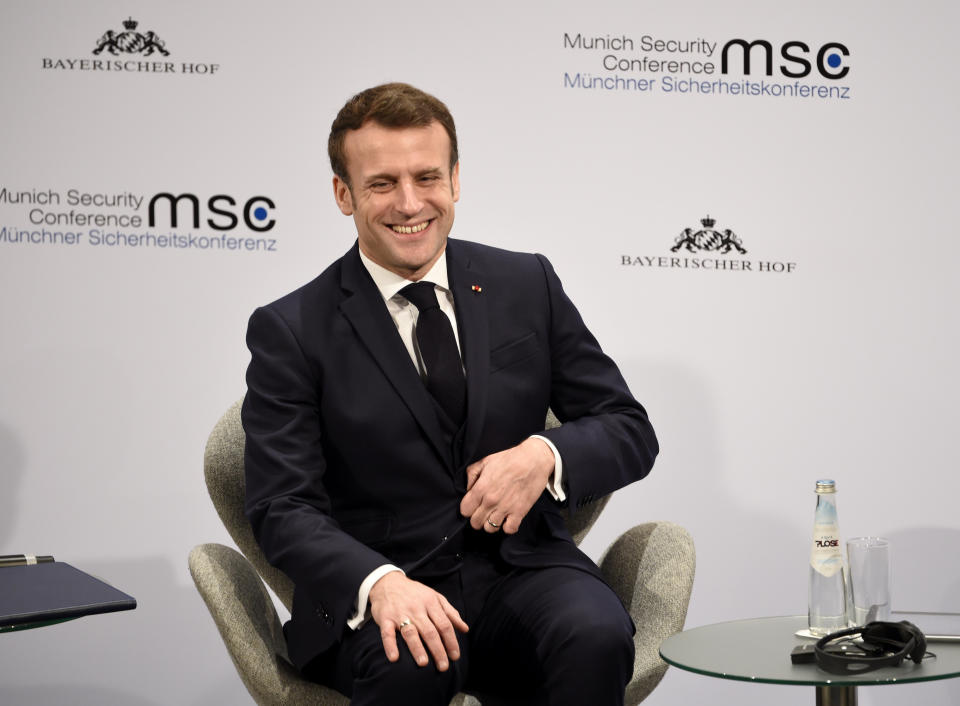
242 83 658 705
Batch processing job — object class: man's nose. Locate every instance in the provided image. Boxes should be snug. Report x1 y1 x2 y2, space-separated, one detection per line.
395 180 423 215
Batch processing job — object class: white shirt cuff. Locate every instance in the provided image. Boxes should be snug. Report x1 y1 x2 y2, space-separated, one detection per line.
347 564 404 630
530 434 565 503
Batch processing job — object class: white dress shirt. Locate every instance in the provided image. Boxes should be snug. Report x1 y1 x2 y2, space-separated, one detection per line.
346 248 564 628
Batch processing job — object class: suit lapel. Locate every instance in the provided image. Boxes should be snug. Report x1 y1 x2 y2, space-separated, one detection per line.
447 241 489 466
337 244 452 467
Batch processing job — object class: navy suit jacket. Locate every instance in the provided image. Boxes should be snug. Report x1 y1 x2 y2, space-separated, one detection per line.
242 238 658 670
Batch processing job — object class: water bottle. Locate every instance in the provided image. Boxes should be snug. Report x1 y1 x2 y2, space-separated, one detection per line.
808 479 847 636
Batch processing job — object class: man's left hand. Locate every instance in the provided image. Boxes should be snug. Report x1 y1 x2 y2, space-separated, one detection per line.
460 437 555 534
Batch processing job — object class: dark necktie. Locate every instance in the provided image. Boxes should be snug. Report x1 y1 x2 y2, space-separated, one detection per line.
400 281 466 425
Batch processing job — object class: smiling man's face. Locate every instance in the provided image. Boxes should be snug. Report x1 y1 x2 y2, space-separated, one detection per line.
333 120 460 281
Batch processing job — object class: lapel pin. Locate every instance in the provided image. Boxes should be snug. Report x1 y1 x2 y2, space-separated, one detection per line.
471 285 482 293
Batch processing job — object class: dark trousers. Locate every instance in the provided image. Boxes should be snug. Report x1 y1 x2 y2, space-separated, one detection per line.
304 550 634 706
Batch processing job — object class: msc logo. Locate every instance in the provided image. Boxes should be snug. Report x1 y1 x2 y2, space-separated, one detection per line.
93 17 170 56
721 39 849 79
147 193 276 232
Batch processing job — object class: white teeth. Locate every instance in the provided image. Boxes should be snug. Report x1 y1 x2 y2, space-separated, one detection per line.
391 221 429 234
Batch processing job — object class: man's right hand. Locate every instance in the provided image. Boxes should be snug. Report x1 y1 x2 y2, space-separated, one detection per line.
368 570 469 671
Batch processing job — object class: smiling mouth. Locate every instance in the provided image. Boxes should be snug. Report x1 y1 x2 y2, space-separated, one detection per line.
390 220 431 235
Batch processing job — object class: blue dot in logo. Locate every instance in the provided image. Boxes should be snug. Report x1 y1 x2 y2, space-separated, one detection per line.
253 206 268 221
827 53 842 69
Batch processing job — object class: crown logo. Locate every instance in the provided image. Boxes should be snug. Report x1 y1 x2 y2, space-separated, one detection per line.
92 17 169 56
671 214 748 254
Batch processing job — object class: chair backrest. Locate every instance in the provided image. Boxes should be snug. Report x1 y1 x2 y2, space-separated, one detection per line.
204 400 296 610
203 402 609 611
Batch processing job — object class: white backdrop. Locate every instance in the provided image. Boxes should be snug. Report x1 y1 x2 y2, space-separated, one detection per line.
1 1 958 704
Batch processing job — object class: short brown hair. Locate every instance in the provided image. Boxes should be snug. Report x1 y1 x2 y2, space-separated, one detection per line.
328 83 459 185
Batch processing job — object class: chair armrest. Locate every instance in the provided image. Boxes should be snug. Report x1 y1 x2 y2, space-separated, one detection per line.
598 522 696 705
188 543 348 706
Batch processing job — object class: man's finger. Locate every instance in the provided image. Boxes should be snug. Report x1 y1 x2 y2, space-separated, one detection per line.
469 505 492 530
483 513 504 533
380 621 400 662
416 619 450 671
427 603 462 662
465 460 483 491
460 493 479 519
399 620 430 667
441 597 470 634
502 513 522 534
460 463 488 516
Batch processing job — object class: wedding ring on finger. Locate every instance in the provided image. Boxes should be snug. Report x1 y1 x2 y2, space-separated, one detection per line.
398 619 413 629
486 518 501 529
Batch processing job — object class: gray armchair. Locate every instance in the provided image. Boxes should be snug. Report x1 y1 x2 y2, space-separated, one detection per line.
189 401 695 705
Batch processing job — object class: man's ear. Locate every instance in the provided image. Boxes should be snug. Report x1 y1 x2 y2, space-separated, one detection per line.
451 161 461 203
332 175 354 216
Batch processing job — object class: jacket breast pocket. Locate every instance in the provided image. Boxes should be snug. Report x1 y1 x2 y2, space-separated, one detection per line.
489 332 540 374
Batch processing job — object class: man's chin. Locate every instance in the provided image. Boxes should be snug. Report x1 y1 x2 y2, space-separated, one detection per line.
395 244 447 279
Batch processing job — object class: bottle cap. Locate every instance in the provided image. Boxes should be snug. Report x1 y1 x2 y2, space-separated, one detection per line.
815 479 836 493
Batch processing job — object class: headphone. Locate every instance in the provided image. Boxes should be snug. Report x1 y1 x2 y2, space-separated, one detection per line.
814 621 927 674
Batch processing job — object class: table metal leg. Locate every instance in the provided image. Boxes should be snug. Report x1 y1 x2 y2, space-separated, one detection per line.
816 685 857 706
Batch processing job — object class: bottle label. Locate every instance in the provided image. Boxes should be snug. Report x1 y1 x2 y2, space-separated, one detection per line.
810 524 843 577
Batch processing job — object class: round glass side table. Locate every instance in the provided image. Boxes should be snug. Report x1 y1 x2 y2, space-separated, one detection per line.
660 615 960 705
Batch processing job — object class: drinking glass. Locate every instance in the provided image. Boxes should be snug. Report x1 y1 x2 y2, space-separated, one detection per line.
847 536 891 625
